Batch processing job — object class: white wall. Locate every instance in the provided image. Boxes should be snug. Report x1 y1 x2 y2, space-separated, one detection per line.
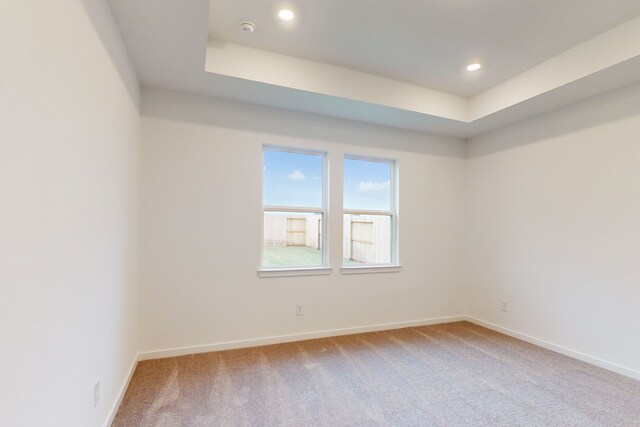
466 83 640 375
1 1 139 426
139 88 466 354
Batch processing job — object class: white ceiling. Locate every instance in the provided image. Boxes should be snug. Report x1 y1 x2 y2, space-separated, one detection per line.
109 0 640 138
208 0 640 97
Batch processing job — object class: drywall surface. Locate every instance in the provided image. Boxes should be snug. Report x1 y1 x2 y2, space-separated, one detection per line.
466 84 640 374
139 88 466 354
0 1 139 426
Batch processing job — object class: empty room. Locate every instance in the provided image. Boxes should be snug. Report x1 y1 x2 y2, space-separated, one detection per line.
3 0 640 426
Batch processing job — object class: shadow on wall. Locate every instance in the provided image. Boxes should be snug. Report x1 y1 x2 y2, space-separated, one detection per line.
468 82 640 158
81 0 140 108
140 88 467 159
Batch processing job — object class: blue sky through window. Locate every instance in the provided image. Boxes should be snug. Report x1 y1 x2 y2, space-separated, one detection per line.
263 150 323 207
344 158 391 211
263 150 392 211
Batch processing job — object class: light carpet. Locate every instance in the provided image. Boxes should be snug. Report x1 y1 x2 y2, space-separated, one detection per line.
113 321 640 426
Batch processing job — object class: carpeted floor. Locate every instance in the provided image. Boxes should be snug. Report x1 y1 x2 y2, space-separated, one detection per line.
113 321 640 426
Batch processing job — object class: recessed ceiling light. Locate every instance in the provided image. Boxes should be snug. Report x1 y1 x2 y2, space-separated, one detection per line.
278 9 295 21
467 63 482 72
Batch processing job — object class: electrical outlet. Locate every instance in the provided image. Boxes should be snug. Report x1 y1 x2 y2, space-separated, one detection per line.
501 301 508 312
296 304 303 316
93 379 100 407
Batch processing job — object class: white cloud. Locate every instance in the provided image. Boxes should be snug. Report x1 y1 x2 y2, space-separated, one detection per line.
286 170 305 181
357 180 390 192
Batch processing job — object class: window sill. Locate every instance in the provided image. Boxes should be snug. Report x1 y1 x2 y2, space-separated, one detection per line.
258 267 332 278
341 265 402 274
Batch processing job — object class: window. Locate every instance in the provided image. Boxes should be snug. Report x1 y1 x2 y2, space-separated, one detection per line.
343 157 398 268
261 147 328 273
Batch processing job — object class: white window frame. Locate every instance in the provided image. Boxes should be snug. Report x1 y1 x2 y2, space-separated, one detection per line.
341 155 401 274
259 145 331 277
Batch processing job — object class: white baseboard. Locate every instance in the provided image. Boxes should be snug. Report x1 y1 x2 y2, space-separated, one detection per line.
138 315 467 361
464 316 640 381
104 354 139 427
